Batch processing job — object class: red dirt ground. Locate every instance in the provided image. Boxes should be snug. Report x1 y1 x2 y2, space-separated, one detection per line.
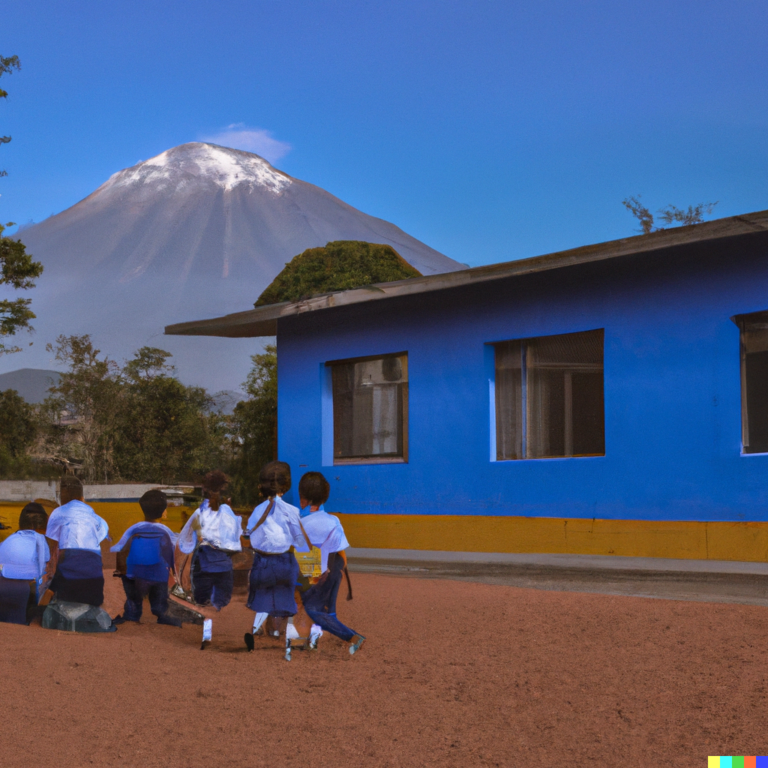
0 572 765 767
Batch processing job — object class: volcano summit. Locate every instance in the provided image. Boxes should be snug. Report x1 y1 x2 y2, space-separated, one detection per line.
5 143 462 391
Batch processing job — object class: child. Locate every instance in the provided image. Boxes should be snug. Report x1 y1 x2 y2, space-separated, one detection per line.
111 489 182 627
299 471 365 655
177 471 242 648
46 476 110 607
243 461 311 654
0 503 51 625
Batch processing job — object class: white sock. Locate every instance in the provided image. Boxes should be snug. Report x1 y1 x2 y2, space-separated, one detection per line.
285 622 300 641
310 624 323 644
252 612 268 633
202 619 212 642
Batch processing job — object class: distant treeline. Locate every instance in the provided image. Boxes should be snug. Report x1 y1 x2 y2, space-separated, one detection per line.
0 335 276 507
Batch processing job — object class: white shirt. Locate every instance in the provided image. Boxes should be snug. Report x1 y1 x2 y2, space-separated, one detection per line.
0 530 50 580
46 500 109 553
177 501 243 555
301 510 350 572
246 496 306 554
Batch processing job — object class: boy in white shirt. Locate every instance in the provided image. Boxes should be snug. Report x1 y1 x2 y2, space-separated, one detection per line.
0 503 51 625
46 476 109 607
298 472 365 655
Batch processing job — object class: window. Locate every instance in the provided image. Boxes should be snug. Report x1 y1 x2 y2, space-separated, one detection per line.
494 329 605 460
736 311 768 454
328 353 408 463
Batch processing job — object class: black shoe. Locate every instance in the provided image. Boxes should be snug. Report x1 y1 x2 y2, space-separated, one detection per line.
112 615 138 625
244 632 254 652
157 614 183 628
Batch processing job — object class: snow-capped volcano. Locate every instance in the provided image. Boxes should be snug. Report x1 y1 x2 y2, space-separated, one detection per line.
103 143 292 194
5 143 462 392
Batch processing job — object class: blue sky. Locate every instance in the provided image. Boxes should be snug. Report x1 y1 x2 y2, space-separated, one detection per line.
2 0 767 267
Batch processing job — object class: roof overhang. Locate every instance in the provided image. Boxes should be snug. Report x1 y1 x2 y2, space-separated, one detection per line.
165 209 768 339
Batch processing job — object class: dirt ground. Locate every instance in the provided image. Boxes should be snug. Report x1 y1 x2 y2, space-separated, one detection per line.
0 572 765 767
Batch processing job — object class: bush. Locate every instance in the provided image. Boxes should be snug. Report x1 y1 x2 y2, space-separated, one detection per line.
255 241 422 307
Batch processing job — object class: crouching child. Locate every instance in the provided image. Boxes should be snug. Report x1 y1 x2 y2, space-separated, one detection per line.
298 472 365 655
0 503 51 625
111 490 182 627
46 476 109 607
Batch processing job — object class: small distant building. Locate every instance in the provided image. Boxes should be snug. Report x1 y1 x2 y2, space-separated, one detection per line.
167 210 768 561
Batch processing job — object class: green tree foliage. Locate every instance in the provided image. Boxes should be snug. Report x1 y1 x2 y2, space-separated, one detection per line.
0 388 37 478
42 335 122 482
623 196 719 235
229 344 277 505
0 55 21 167
255 241 422 307
41 337 225 484
1 55 44 354
112 347 225 484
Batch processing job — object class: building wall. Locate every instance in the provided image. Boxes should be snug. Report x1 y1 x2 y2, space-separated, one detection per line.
277 233 768 558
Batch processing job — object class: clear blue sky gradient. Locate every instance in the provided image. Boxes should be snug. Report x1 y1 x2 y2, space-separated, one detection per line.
2 0 767 267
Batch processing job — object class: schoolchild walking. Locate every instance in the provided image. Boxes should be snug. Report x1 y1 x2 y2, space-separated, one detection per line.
298 472 365 655
243 461 311 656
177 471 242 648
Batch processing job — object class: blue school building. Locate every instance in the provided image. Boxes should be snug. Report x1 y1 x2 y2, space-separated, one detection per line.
167 210 768 561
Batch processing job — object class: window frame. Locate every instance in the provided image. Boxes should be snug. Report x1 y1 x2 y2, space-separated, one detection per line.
325 351 409 465
733 310 768 455
490 329 606 461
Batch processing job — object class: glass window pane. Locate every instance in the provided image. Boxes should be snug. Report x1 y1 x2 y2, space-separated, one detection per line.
494 341 523 460
741 318 768 454
494 329 604 460
527 330 604 458
330 354 407 460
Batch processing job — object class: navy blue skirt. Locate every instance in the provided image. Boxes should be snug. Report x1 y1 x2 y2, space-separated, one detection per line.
246 551 298 617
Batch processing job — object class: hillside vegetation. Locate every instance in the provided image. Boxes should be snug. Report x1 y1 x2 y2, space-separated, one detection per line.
254 240 422 307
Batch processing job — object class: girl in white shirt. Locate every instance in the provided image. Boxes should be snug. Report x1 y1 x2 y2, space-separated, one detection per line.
243 461 311 652
177 470 242 649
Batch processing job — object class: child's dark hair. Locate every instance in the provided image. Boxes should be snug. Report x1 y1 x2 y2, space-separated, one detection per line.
202 470 228 511
59 475 83 504
203 470 229 495
139 489 168 521
298 472 330 506
258 461 291 498
19 502 47 532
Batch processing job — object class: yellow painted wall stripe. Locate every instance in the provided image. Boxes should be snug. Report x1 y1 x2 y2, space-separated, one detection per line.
335 513 768 562
2 501 767 562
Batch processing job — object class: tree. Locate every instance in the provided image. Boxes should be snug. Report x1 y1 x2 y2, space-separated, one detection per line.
1 55 43 354
112 347 225 484
255 241 422 307
0 55 21 170
41 335 121 483
0 388 37 478
40 339 227 484
622 195 718 235
229 344 277 505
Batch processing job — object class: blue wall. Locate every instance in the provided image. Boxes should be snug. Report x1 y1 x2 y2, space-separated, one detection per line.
277 233 768 522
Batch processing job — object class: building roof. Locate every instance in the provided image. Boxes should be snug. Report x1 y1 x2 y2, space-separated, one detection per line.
165 209 768 339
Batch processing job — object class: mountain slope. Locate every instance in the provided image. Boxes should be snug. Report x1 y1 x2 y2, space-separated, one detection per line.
4 143 463 391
